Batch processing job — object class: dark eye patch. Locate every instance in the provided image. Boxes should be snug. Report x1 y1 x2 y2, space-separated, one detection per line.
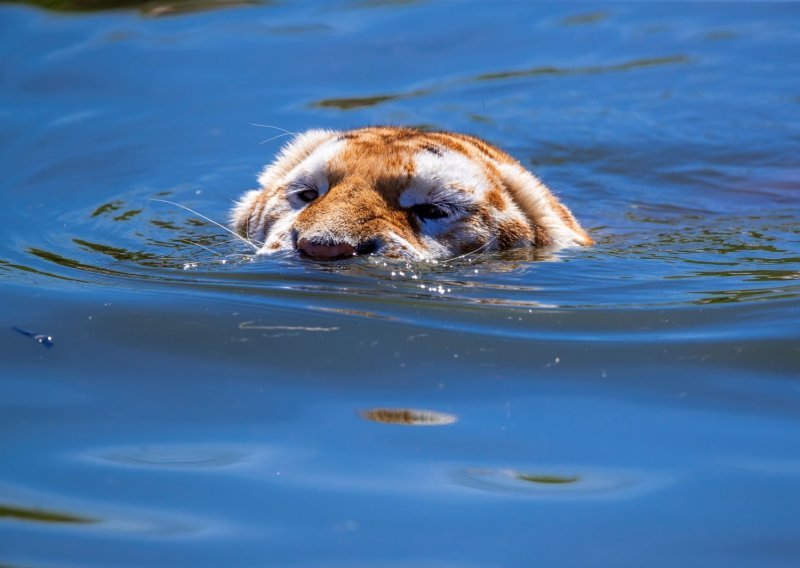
411 203 453 220
297 188 318 203
288 180 320 204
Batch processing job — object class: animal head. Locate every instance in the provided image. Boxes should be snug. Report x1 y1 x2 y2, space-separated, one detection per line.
231 127 592 260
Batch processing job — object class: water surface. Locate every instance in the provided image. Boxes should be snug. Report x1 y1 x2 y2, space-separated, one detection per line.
1 1 799 566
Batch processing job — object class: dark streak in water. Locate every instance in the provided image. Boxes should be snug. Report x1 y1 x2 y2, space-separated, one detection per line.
112 209 142 222
516 473 581 485
28 247 130 277
475 55 691 82
310 56 689 111
0 503 95 524
91 201 123 218
559 11 609 26
311 89 431 110
73 238 158 263
150 219 181 230
0 258 83 282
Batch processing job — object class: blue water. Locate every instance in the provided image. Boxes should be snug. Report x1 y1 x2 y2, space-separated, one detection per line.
1 1 800 566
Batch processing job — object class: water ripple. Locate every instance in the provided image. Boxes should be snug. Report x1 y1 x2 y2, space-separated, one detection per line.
451 466 662 500
0 483 222 537
87 444 265 470
310 55 690 110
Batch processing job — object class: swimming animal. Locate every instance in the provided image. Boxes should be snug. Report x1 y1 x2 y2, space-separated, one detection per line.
231 127 592 260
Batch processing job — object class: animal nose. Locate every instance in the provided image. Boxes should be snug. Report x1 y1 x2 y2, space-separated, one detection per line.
297 237 356 259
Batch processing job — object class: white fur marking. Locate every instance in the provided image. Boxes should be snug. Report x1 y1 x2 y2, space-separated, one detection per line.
400 150 489 209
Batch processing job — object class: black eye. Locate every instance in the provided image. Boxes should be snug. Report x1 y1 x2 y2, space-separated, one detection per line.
411 203 451 220
297 189 319 203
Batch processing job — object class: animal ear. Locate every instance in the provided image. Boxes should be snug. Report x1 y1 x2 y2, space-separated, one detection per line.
494 161 593 248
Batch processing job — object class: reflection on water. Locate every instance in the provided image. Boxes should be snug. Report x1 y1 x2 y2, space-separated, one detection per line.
516 473 580 484
453 467 653 500
90 444 262 469
14 198 798 311
311 56 690 110
311 89 431 111
473 55 691 82
1 483 224 537
0 503 94 525
559 11 608 27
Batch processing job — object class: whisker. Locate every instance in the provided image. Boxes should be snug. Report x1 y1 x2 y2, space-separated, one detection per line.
443 234 499 265
149 198 260 252
258 132 297 145
216 236 259 246
248 123 297 136
180 239 223 256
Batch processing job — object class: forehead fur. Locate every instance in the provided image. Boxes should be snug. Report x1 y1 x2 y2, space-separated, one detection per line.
400 149 490 208
264 128 496 201
257 129 338 189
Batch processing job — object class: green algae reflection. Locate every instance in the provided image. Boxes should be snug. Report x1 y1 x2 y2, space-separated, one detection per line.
311 56 689 111
311 89 430 110
0 503 95 525
475 55 690 82
516 473 581 485
559 11 609 26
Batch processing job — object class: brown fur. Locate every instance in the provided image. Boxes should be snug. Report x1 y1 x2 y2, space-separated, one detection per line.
231 127 592 260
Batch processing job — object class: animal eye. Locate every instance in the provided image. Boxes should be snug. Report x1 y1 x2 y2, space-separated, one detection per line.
297 189 319 203
411 203 451 220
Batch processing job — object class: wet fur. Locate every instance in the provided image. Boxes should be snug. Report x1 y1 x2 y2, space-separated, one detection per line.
232 127 592 260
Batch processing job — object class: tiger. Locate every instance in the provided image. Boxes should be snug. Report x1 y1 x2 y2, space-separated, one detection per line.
231 126 592 260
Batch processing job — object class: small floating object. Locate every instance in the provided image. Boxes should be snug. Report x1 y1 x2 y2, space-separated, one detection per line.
515 473 581 485
238 320 339 332
453 467 647 498
359 408 457 426
12 326 54 348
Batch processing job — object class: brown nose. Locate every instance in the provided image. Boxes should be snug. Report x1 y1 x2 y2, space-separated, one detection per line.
297 237 356 259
